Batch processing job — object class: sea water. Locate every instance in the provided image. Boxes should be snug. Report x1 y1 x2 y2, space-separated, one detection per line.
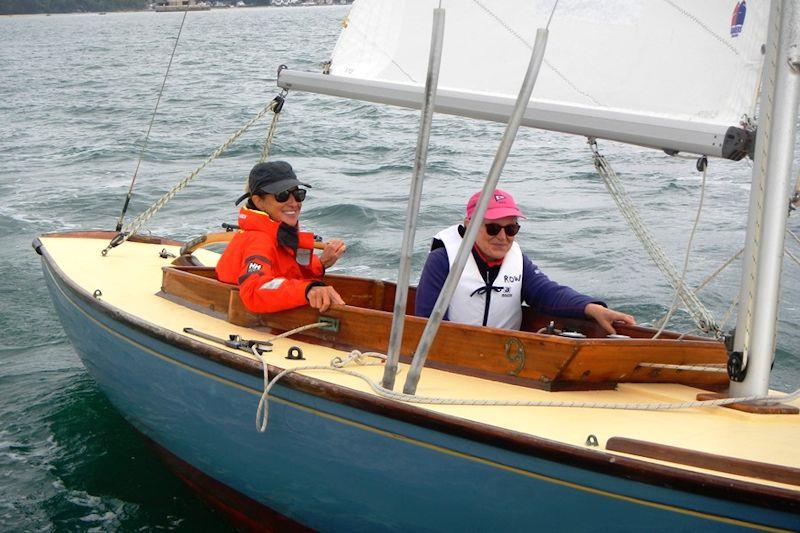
1 6 798 530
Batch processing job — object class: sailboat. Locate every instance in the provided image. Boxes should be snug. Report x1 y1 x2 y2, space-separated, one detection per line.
34 1 800 531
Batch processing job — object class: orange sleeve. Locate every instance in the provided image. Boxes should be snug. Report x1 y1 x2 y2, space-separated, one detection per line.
236 239 316 314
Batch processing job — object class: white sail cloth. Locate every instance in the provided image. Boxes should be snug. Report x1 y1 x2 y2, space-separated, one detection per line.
279 0 769 157
330 0 766 129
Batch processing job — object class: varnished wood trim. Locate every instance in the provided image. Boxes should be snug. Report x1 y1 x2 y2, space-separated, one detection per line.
40 230 183 247
607 437 800 487
696 393 800 415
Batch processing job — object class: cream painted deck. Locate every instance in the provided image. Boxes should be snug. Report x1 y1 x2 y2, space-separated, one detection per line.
41 236 800 493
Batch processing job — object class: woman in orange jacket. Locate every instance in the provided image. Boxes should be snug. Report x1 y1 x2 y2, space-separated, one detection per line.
216 161 346 313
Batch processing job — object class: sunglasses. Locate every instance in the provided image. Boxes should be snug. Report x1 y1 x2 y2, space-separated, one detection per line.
273 188 307 203
484 222 521 237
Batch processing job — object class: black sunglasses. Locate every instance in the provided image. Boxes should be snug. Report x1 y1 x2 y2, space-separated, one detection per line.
273 188 307 203
484 222 520 237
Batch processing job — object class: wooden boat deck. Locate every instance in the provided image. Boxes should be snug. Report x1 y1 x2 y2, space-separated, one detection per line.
39 235 800 495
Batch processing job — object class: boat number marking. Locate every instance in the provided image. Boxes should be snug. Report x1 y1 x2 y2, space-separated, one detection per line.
504 337 525 376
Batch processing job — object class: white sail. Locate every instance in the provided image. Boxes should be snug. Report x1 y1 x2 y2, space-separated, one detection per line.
279 0 769 158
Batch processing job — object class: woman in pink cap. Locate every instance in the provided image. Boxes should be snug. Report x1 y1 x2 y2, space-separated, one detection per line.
415 189 634 334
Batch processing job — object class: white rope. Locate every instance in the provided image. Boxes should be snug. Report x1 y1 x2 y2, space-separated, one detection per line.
637 362 727 373
258 91 286 163
590 141 719 334
251 323 800 433
692 248 743 295
718 295 739 331
255 348 386 432
786 247 800 269
653 160 709 339
787 227 800 247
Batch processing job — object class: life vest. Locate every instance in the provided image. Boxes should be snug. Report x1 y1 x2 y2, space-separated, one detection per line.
215 207 323 313
435 224 523 330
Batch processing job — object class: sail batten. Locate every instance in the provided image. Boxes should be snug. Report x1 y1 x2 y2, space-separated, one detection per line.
283 0 768 157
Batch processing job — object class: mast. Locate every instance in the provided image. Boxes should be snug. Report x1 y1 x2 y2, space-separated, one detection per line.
731 0 800 396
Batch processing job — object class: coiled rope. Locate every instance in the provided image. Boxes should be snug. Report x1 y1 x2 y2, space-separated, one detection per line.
252 323 799 433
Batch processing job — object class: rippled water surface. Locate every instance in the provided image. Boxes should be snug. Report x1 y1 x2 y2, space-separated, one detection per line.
1 6 799 530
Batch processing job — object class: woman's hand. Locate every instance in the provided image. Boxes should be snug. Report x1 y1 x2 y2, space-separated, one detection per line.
307 285 345 312
320 239 346 269
584 303 635 335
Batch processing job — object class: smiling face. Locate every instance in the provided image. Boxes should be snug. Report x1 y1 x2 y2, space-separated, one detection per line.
252 189 302 226
467 215 518 262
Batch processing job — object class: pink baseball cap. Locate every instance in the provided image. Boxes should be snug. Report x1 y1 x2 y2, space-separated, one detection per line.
465 189 525 220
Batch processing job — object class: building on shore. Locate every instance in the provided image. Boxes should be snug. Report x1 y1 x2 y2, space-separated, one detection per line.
153 0 212 12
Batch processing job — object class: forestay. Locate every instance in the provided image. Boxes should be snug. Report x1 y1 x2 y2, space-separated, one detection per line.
279 0 769 158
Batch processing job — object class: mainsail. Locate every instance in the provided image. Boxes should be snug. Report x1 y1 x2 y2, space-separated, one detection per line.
279 0 768 158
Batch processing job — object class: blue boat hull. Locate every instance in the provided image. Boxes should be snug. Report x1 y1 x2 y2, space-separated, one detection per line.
41 256 800 532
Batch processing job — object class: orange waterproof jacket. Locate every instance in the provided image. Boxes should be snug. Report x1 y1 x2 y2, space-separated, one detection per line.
216 207 324 313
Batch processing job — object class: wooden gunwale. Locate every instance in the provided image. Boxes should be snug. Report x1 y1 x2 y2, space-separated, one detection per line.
36 232 800 515
607 437 800 487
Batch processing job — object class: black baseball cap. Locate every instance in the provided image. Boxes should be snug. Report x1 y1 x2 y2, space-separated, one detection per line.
235 161 311 205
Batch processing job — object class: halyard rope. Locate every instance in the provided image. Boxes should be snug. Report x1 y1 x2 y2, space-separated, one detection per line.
589 140 719 335
258 89 286 163
101 97 281 256
652 158 708 339
252 323 799 433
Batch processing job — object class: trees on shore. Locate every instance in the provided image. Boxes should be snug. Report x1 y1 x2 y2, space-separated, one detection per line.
1 1 148 14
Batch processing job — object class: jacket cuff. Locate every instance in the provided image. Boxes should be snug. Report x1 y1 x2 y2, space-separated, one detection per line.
305 281 327 300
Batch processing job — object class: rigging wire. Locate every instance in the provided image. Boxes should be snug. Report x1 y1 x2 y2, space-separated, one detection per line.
787 247 800 269
788 227 800 247
545 0 560 29
115 11 188 232
692 247 743 295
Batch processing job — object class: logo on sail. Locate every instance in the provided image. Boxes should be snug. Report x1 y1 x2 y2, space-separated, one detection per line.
730 1 747 38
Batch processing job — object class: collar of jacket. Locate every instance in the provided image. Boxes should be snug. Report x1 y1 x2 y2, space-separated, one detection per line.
237 207 316 251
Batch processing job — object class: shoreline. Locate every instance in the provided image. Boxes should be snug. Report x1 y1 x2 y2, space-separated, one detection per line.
0 3 347 17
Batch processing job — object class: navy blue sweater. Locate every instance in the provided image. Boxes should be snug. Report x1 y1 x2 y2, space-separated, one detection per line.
415 235 601 323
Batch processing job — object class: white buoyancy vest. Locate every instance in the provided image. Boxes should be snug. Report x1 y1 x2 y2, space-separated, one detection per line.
435 224 523 330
